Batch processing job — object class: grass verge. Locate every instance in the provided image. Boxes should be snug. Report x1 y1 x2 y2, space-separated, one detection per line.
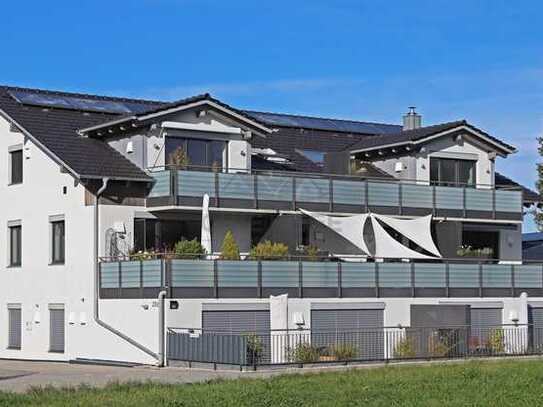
2 359 543 406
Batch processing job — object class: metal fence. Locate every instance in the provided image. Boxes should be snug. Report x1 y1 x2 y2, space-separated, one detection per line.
167 324 543 369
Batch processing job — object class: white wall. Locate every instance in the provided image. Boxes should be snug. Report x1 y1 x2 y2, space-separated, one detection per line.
0 116 160 364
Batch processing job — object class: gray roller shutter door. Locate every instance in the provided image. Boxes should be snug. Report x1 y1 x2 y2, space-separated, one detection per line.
529 307 543 350
470 308 501 346
202 310 271 334
49 309 65 353
311 309 384 360
8 308 21 350
202 310 271 364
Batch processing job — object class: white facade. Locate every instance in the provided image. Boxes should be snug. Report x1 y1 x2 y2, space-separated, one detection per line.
0 99 533 366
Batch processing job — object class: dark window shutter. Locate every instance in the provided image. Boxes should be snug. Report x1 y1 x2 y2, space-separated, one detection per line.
8 308 22 349
49 309 65 353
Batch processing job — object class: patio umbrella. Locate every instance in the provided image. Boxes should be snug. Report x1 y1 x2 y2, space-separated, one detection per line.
201 194 212 254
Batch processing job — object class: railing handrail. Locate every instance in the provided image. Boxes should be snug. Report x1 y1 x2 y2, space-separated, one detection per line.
99 254 537 264
167 324 530 333
146 164 522 191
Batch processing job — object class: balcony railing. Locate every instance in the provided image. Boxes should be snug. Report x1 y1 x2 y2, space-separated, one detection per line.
99 257 543 299
146 166 523 220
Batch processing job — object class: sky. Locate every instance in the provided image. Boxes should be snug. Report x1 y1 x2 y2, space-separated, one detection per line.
1 0 542 230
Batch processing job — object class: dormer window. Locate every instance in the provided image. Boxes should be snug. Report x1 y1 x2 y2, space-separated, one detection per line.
165 137 226 171
430 157 476 187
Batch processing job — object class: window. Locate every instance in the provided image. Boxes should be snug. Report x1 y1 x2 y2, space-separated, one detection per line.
165 137 226 170
430 158 476 187
134 218 201 252
296 149 325 167
9 224 22 267
9 149 23 184
51 220 65 264
8 306 21 350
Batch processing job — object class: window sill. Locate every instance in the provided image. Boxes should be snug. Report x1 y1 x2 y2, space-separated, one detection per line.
7 347 21 350
7 182 23 186
7 265 21 269
48 350 65 354
49 262 65 266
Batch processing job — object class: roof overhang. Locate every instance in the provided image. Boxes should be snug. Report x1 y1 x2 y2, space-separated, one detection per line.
350 125 517 157
0 107 152 184
78 99 272 137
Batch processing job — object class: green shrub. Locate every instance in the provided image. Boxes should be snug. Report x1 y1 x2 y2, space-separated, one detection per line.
249 240 289 260
301 245 320 261
129 249 157 261
220 230 241 260
173 239 205 259
393 336 417 359
288 342 321 364
487 329 505 353
428 333 450 357
330 343 358 361
244 333 264 365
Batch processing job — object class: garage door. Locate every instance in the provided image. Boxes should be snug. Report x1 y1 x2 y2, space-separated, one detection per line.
470 308 502 350
202 309 271 364
202 310 271 334
311 307 384 360
529 306 543 351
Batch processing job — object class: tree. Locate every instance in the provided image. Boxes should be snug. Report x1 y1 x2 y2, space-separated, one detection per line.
532 137 543 230
220 230 241 260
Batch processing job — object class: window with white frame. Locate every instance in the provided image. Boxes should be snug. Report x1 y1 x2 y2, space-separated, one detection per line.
8 221 22 267
8 147 23 185
50 216 65 265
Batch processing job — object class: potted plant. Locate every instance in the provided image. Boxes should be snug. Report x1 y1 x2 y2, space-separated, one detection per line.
220 230 241 260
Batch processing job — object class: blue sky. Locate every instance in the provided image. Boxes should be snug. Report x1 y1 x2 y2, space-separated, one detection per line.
1 1 542 229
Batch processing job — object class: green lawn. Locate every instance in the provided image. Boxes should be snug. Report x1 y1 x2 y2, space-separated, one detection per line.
2 359 543 406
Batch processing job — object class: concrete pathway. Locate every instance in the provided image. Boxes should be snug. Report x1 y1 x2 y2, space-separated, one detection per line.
0 360 253 393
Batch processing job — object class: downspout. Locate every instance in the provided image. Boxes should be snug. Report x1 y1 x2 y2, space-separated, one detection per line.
158 290 168 367
93 177 161 364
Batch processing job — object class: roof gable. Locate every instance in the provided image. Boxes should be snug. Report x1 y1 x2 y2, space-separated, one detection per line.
348 121 516 156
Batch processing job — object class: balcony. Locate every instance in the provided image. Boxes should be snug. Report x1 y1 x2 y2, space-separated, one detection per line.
146 167 523 221
99 257 543 299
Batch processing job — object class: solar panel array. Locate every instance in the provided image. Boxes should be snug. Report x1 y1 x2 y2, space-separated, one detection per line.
245 111 402 135
8 90 158 115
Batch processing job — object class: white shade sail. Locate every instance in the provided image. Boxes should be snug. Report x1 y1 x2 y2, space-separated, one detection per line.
299 209 370 255
201 194 212 254
372 214 442 257
300 208 441 259
370 216 435 259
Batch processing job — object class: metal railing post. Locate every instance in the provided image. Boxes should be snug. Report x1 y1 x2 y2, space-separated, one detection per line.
445 261 450 298
432 184 436 216
298 261 303 298
253 174 258 209
462 186 467 218
492 188 496 219
214 172 220 207
329 177 334 212
364 180 369 213
478 262 483 298
139 260 144 297
375 262 380 298
398 183 403 215
171 168 178 206
411 262 416 297
292 176 297 211
213 260 219 299
118 261 122 298
257 261 263 299
511 264 515 297
338 262 342 298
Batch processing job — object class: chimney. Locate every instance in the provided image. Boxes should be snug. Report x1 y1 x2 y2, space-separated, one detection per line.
403 106 422 130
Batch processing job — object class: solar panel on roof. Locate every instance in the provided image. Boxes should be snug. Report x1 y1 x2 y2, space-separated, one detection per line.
8 90 155 115
245 111 402 135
